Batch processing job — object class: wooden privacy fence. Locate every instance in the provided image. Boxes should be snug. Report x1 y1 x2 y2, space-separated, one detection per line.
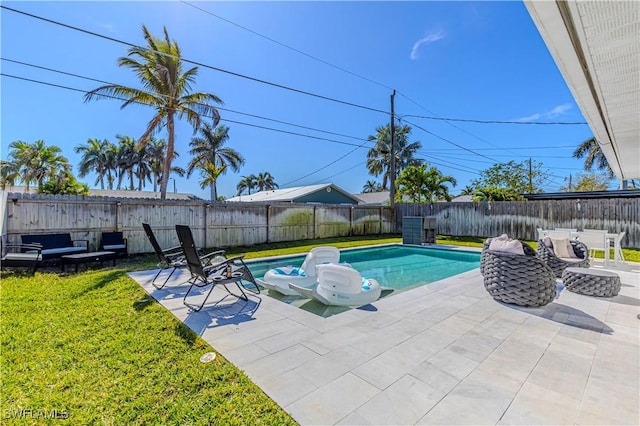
3 193 639 253
396 198 640 248
2 193 394 254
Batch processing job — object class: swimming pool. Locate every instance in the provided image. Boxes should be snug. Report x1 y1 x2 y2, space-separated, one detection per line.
246 244 480 316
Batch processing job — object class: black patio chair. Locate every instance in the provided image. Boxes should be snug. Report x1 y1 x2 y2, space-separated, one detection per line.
1 242 43 275
99 231 128 258
175 225 259 312
143 223 226 289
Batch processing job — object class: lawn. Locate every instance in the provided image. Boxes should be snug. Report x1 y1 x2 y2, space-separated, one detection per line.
2 233 638 424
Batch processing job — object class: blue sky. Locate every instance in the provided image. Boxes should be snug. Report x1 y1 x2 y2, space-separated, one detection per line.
1 1 601 199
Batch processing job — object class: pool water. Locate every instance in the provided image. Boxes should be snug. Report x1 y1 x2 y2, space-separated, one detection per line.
246 244 480 317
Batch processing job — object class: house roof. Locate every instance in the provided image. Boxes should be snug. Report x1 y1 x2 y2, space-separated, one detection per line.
227 183 361 204
523 189 640 200
524 1 640 180
3 186 201 201
353 191 390 205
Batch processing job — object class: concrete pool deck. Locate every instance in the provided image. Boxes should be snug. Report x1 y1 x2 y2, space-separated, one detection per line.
129 257 640 425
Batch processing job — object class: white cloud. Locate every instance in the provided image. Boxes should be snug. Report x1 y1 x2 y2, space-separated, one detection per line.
514 103 573 122
410 31 446 60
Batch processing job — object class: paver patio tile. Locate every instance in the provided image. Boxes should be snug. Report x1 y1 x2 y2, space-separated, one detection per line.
257 369 318 408
286 373 379 425
354 375 445 425
301 326 369 355
416 376 518 425
500 382 581 425
222 342 270 367
243 344 319 382
294 345 372 387
255 326 322 354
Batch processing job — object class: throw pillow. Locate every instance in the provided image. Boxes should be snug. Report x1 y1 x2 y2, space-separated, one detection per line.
543 237 553 248
551 238 571 258
489 238 525 255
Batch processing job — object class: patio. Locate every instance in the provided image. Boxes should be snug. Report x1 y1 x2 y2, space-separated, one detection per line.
129 253 640 425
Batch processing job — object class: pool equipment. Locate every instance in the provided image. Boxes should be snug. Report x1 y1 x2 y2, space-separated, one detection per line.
256 246 340 296
289 263 382 307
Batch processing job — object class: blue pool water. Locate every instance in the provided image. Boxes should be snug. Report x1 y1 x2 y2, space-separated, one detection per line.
247 244 480 294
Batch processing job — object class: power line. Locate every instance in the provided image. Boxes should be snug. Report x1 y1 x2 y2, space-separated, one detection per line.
0 72 372 150
180 0 395 93
402 118 499 163
2 56 374 144
1 5 389 116
401 113 587 126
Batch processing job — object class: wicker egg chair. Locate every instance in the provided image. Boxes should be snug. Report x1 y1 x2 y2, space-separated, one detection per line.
536 239 590 278
481 239 557 307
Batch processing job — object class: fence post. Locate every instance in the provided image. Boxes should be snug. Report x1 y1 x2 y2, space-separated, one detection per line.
266 205 270 243
350 206 354 236
115 200 122 232
204 202 208 249
313 205 317 239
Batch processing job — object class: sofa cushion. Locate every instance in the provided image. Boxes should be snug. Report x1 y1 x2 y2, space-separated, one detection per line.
103 244 126 250
42 247 88 256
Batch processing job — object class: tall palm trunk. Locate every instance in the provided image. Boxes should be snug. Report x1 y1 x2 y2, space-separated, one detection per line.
210 184 216 202
160 112 175 199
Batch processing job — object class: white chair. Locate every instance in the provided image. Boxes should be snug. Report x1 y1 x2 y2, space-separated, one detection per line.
554 228 577 232
576 231 608 260
613 232 626 264
583 228 608 233
543 230 573 240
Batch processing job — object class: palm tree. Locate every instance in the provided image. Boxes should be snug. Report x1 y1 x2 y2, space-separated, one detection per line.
0 160 20 189
187 123 244 201
395 164 457 203
115 135 137 190
198 162 226 197
367 124 422 190
6 140 71 190
362 180 383 193
423 167 457 202
573 137 614 178
255 172 278 192
84 25 222 200
237 175 257 196
75 138 112 189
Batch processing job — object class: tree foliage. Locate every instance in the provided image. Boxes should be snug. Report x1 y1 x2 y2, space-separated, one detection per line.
366 124 422 190
470 160 548 200
572 137 614 178
4 140 72 191
187 123 244 201
395 164 457 203
362 180 383 193
38 171 90 195
560 172 610 192
84 25 222 199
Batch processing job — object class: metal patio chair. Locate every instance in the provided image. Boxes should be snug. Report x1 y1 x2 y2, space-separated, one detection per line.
175 225 259 312
143 223 225 289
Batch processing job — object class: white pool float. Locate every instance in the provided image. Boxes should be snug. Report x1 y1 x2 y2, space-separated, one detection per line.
289 263 382 307
256 246 340 296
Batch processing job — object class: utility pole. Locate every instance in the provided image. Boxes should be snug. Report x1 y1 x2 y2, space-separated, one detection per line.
390 90 396 206
568 174 573 191
528 158 533 193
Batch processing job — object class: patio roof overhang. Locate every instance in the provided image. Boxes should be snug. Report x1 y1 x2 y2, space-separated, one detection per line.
524 1 640 180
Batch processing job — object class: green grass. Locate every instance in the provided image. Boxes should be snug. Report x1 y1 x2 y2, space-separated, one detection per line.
2 233 638 424
1 268 297 425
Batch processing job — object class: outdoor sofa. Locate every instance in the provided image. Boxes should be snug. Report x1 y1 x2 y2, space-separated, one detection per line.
21 233 88 261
